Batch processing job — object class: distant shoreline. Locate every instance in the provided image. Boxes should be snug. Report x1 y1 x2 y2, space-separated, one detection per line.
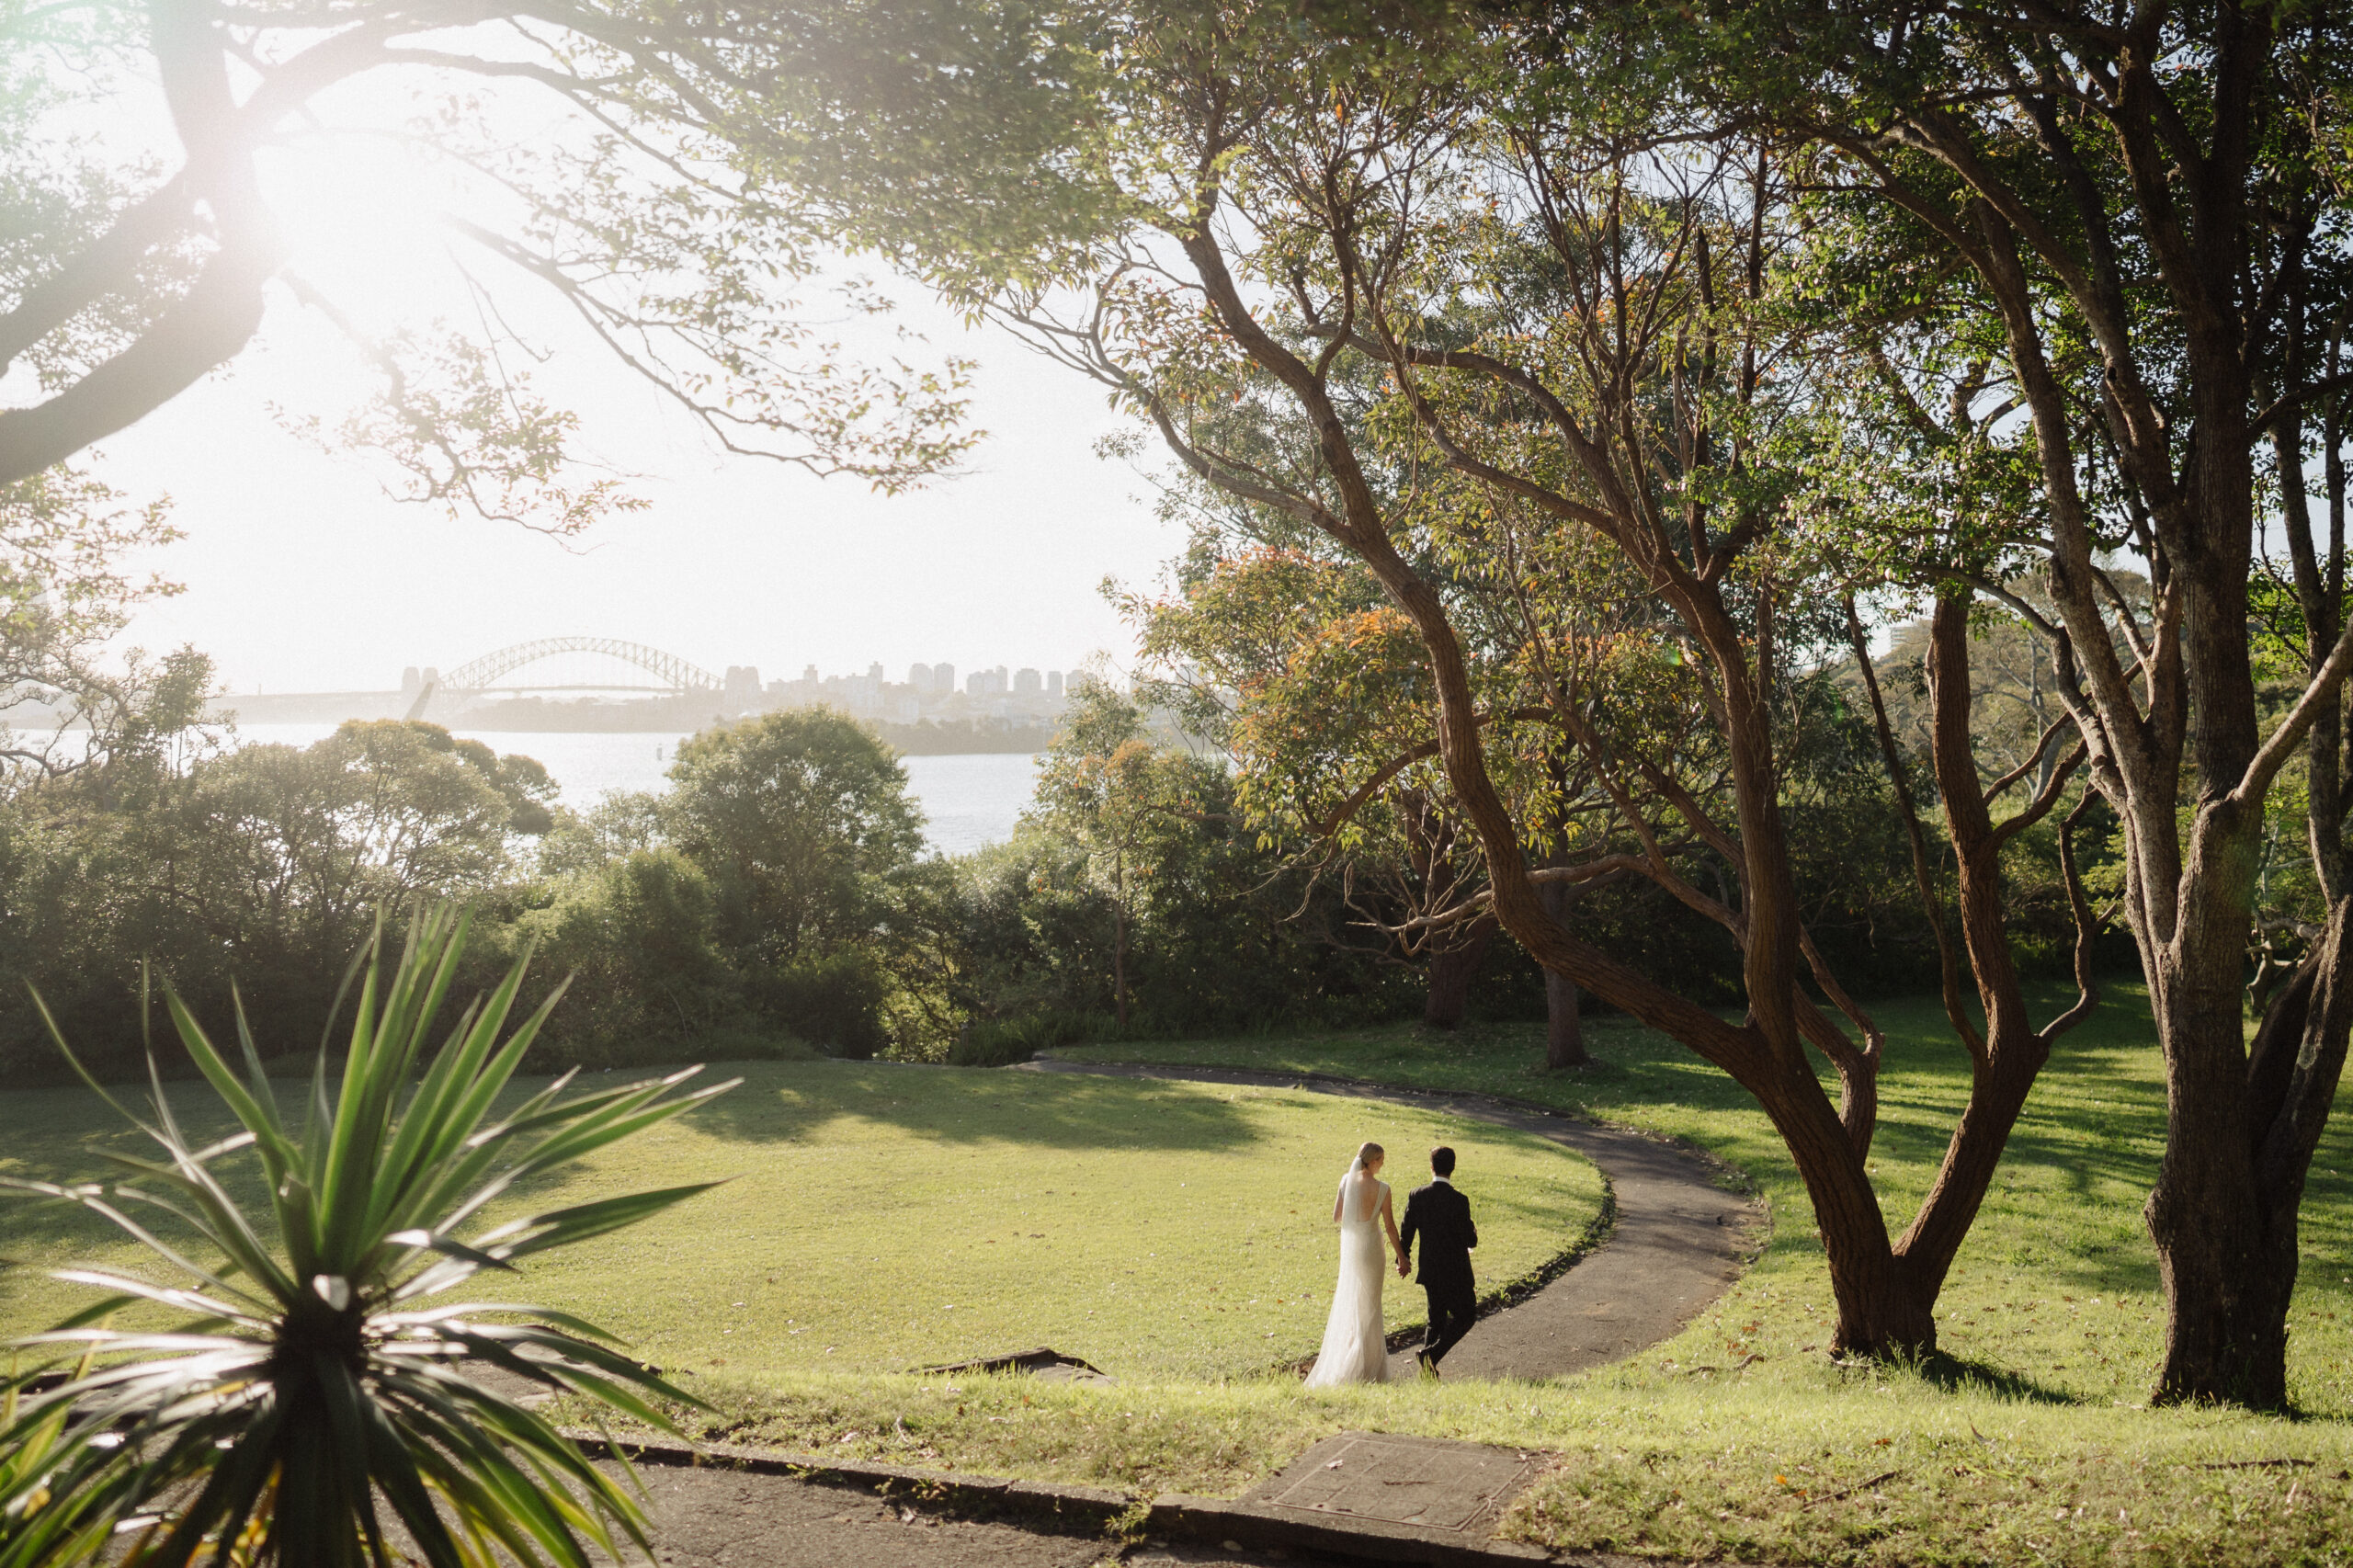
197 695 1058 755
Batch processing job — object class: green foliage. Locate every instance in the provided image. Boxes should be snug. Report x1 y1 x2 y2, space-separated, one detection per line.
1 0 983 509
760 949 892 1059
932 680 1415 1043
0 908 732 1568
0 721 558 1084
0 467 184 774
665 710 926 967
502 847 742 1066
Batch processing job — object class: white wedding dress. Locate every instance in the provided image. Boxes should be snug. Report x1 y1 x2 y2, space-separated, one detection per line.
1303 1171 1391 1386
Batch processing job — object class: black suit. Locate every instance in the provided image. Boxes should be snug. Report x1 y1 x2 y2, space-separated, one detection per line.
1399 1178 1478 1367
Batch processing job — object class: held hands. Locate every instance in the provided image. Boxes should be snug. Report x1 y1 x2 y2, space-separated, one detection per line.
1396 1255 1411 1278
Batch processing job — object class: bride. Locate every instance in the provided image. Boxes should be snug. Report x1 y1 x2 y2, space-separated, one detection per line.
1303 1142 1407 1386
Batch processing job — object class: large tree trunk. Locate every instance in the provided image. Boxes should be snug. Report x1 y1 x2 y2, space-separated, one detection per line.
2135 295 2290 1403
2162 919 2352 1403
2140 309 2353 1403
1424 914 1495 1029
1740 1049 1938 1353
2143 909 2353 1406
1537 879 1587 1067
1962 183 2353 1403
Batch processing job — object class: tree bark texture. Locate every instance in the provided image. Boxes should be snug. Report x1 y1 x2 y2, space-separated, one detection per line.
1423 914 1495 1030
1537 878 1587 1067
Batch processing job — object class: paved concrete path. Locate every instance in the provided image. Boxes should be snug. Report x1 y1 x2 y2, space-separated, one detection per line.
590 1460 1351 1567
1021 1061 1765 1383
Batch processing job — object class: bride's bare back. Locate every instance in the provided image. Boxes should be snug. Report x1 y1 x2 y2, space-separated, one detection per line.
1305 1144 1408 1386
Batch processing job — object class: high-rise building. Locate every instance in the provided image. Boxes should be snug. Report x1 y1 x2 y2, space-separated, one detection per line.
1046 670 1063 698
909 662 933 689
1015 667 1041 695
934 662 955 693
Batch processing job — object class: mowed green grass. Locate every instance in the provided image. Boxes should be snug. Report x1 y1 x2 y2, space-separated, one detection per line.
0 1062 1603 1383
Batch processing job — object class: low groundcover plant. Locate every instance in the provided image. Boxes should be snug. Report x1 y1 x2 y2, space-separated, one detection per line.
0 906 734 1568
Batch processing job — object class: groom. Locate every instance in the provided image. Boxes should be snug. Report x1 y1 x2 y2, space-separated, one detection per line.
1397 1145 1478 1379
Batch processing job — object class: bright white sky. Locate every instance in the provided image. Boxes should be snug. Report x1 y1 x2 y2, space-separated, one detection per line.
52 62 1179 699
94 295 1171 697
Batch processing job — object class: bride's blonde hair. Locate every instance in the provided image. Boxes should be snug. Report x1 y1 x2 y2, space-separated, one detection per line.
1350 1142 1385 1172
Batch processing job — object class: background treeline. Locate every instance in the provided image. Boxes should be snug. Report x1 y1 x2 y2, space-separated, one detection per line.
0 636 2139 1085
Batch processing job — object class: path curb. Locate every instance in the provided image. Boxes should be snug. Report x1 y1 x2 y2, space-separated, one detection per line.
1150 1491 1559 1564
576 1430 1132 1528
575 1429 1616 1564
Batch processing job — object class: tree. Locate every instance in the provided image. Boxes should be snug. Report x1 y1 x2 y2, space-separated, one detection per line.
506 846 741 1063
735 5 2118 1356
0 466 185 778
0 0 974 517
1677 0 2353 1403
661 708 926 1051
171 721 549 962
1133 541 1604 1053
1029 677 1223 1028
0 719 552 1079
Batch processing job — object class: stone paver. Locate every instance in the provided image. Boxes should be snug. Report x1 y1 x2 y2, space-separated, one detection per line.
1245 1431 1549 1533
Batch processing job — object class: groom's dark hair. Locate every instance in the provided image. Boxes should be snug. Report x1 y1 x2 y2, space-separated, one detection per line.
1430 1146 1456 1176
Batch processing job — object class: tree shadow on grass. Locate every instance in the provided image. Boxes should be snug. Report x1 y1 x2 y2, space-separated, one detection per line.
1894 1349 2086 1406
0 1081 274 1256
679 1059 1272 1153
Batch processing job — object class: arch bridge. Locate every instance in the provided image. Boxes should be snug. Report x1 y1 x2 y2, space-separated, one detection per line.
439 637 722 695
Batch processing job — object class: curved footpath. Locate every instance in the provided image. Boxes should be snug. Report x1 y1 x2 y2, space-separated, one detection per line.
1019 1059 1766 1382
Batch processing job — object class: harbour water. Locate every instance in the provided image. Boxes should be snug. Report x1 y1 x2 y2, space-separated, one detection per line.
225 724 1042 857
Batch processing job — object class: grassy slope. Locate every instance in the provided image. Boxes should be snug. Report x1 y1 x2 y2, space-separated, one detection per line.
0 1062 1602 1384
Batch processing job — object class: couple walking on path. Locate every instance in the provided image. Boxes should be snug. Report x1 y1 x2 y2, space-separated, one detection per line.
1302 1142 1477 1386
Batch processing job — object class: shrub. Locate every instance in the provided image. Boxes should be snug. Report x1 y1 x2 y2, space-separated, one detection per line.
758 948 891 1058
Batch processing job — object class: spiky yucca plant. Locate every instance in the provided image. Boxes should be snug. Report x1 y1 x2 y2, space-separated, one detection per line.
0 908 735 1567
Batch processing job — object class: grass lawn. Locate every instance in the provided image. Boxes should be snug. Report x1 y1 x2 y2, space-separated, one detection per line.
0 1061 1603 1383
18 983 2353 1566
984 981 2353 1565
